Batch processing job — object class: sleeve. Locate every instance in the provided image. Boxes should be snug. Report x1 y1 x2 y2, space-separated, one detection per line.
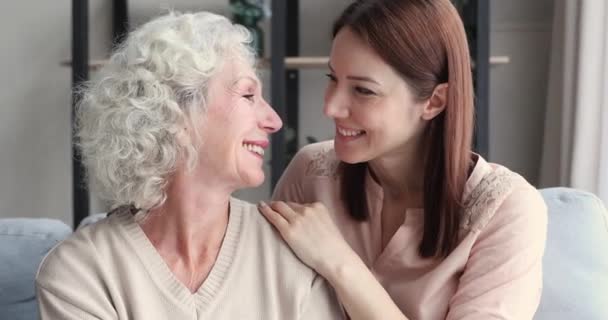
446 182 548 320
299 275 346 320
35 236 117 320
37 285 103 320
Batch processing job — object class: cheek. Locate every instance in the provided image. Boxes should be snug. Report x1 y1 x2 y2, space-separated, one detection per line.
216 105 250 139
384 108 424 142
201 114 238 159
360 103 418 139
351 104 383 130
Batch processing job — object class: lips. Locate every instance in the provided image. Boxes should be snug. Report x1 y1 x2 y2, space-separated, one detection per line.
242 140 269 157
336 126 366 137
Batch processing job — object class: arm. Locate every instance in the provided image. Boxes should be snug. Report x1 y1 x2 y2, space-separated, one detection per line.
446 184 548 319
37 285 103 320
299 275 347 320
267 145 408 320
323 251 408 320
260 201 408 320
35 235 117 320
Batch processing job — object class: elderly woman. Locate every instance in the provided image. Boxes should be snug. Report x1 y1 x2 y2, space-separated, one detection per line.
35 12 343 320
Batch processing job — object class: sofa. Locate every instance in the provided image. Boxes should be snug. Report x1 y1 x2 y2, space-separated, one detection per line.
1 188 607 319
0 218 71 320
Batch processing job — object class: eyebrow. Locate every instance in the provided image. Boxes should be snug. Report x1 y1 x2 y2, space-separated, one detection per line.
232 76 260 88
328 63 380 85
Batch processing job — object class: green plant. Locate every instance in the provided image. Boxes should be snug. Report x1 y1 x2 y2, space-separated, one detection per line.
229 0 265 56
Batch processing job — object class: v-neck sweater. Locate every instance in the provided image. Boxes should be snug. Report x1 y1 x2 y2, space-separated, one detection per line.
272 141 548 320
36 198 344 320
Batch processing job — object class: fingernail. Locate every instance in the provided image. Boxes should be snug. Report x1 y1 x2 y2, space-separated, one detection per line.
259 201 268 208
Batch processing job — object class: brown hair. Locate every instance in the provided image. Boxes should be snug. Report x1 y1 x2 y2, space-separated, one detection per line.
334 0 474 258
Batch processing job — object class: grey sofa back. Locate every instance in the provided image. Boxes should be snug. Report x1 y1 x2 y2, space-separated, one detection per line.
0 218 71 320
535 188 608 319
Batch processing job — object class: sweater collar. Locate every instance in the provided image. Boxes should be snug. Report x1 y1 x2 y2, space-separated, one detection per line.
115 197 245 312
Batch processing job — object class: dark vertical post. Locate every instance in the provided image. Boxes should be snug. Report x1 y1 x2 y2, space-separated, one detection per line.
271 0 287 187
285 0 299 165
112 0 129 47
72 0 89 227
474 0 490 159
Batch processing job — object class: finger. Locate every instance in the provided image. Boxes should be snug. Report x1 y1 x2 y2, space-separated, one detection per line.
269 201 298 223
309 201 326 210
285 201 306 210
258 201 289 230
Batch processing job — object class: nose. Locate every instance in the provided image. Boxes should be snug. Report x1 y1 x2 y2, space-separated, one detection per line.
323 86 349 119
260 98 283 133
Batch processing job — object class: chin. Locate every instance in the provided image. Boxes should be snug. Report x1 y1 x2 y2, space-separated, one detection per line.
242 171 265 188
335 144 367 164
249 176 264 187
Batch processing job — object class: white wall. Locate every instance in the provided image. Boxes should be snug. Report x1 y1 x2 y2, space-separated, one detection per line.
489 0 554 185
0 1 72 224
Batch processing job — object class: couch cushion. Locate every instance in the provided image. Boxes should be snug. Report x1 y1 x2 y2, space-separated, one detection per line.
536 188 608 319
0 218 71 320
78 212 108 229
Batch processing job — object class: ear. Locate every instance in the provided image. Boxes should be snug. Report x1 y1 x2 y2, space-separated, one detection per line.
421 83 448 121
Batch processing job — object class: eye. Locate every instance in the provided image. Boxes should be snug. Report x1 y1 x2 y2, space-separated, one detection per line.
325 73 337 82
355 86 376 96
242 94 255 102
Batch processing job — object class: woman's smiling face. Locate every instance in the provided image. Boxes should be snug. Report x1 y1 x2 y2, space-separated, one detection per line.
324 27 429 164
198 60 282 190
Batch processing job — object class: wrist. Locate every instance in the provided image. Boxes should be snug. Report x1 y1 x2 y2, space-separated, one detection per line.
320 249 366 285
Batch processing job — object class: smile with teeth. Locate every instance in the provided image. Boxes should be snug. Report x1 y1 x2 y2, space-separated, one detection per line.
337 127 365 137
243 143 265 156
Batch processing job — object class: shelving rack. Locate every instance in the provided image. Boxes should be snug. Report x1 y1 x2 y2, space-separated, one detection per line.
71 0 89 227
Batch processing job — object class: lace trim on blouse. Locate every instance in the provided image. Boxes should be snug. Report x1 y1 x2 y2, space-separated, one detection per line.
460 167 516 233
303 147 517 233
304 147 340 178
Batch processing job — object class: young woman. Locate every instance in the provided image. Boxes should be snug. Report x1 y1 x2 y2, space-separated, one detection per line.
259 1 547 319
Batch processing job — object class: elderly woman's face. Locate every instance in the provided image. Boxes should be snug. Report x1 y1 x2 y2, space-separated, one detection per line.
198 60 282 189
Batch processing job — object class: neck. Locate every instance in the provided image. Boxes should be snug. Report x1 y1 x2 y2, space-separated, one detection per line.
368 139 426 201
140 167 233 266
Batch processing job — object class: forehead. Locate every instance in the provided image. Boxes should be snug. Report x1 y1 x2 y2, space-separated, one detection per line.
330 28 399 79
213 59 259 87
205 59 261 110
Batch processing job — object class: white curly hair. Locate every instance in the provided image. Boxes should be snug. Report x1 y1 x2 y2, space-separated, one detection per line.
76 11 255 211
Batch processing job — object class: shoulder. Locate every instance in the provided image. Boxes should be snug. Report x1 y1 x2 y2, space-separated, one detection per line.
461 158 547 237
232 198 318 276
234 198 309 259
289 141 339 178
233 199 343 317
272 141 340 202
494 170 547 232
36 216 119 290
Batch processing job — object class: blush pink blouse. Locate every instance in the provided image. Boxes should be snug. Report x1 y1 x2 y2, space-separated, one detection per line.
272 141 548 320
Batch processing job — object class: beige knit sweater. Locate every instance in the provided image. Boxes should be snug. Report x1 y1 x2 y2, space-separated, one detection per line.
36 198 344 320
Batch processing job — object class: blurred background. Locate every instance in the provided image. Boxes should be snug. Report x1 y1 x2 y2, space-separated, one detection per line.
0 0 606 228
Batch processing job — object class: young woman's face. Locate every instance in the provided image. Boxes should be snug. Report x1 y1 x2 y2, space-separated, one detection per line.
324 27 429 164
199 60 282 189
